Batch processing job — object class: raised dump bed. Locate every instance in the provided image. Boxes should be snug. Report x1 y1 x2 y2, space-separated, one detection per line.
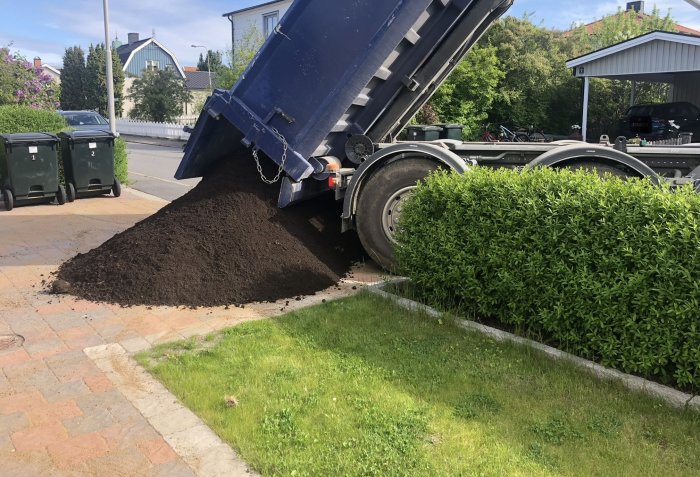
176 0 513 182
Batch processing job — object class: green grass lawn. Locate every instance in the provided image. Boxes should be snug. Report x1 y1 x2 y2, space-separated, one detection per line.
138 293 700 477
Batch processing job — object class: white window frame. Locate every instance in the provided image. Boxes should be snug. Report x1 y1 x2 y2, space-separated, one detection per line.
263 11 279 38
146 60 160 72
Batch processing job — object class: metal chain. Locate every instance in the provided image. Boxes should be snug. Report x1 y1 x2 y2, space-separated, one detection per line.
252 127 288 185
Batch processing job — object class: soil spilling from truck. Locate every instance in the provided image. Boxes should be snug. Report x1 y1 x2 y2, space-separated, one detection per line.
55 157 364 307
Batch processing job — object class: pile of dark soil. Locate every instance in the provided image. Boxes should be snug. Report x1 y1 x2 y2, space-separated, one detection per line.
56 157 364 307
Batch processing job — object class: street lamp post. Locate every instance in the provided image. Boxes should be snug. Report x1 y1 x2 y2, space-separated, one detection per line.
103 0 117 135
191 44 212 90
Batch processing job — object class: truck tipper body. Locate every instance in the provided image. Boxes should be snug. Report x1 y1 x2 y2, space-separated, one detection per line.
177 0 700 270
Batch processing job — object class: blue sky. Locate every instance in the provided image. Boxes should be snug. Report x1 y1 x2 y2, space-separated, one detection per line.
1 1 699 68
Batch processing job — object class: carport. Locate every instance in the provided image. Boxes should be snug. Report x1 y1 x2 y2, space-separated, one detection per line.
566 31 700 140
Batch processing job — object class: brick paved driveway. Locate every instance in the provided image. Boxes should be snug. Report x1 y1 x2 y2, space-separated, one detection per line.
0 190 379 476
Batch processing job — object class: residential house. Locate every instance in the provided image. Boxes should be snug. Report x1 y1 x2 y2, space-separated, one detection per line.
223 0 292 64
33 57 61 84
116 33 187 118
183 69 217 121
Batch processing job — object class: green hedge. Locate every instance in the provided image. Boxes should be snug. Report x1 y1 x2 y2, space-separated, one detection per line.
114 137 128 184
0 105 127 184
396 167 700 390
0 105 67 134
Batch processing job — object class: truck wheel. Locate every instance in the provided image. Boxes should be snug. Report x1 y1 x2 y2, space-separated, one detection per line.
3 189 14 211
356 158 440 271
562 161 629 179
56 185 67 205
67 182 76 202
112 178 122 197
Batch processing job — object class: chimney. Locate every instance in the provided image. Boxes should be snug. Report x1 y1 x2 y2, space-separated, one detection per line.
127 32 139 45
626 1 645 13
33 57 42 69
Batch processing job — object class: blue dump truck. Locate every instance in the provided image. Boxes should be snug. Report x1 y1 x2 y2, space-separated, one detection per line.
176 0 700 269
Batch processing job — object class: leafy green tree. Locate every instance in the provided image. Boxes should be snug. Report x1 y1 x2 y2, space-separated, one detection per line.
568 6 676 54
197 50 224 72
217 26 264 89
84 43 125 116
111 46 126 115
128 69 192 122
59 46 86 110
0 49 59 109
479 16 574 134
428 45 503 138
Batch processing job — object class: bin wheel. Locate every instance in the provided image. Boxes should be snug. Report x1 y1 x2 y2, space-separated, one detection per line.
112 178 122 198
56 185 67 205
2 189 14 211
66 182 76 202
355 158 440 272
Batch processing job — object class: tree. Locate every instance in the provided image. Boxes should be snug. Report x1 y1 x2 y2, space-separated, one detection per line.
128 69 192 122
479 16 574 134
0 49 59 109
567 6 676 54
197 50 224 72
428 44 503 138
84 43 125 116
217 26 264 89
60 46 86 110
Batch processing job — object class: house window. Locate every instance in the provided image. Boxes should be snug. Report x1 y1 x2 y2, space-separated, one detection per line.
146 60 160 72
263 11 279 38
165 64 175 72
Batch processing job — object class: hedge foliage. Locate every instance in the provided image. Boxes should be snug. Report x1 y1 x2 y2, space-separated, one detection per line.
0 105 67 134
396 167 700 389
0 105 127 184
113 137 128 184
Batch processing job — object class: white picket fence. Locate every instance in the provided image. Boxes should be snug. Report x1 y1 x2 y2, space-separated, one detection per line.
115 119 192 141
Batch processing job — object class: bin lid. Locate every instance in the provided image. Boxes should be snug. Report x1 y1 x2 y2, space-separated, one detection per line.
406 125 443 132
434 124 464 129
58 130 114 141
0 132 59 144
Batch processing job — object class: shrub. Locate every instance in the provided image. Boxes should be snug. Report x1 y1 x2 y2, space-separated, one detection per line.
0 49 59 109
0 105 67 134
396 167 700 390
114 137 128 184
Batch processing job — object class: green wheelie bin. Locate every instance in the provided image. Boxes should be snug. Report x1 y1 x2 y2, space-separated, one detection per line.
0 133 65 211
58 130 121 202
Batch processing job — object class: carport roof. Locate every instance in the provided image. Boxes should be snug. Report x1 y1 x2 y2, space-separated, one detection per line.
566 30 700 80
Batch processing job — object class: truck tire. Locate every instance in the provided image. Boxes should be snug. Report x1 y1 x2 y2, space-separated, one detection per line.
356 158 440 271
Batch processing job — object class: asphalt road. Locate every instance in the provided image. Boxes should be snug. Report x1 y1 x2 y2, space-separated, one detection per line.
126 140 200 201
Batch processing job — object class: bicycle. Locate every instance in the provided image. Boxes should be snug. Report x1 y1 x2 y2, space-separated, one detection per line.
481 123 550 142
480 123 529 142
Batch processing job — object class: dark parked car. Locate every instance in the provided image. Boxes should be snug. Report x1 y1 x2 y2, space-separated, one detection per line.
619 101 700 142
58 111 112 133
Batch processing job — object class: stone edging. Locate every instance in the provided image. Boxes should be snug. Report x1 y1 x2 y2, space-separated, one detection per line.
84 344 258 477
367 282 700 412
